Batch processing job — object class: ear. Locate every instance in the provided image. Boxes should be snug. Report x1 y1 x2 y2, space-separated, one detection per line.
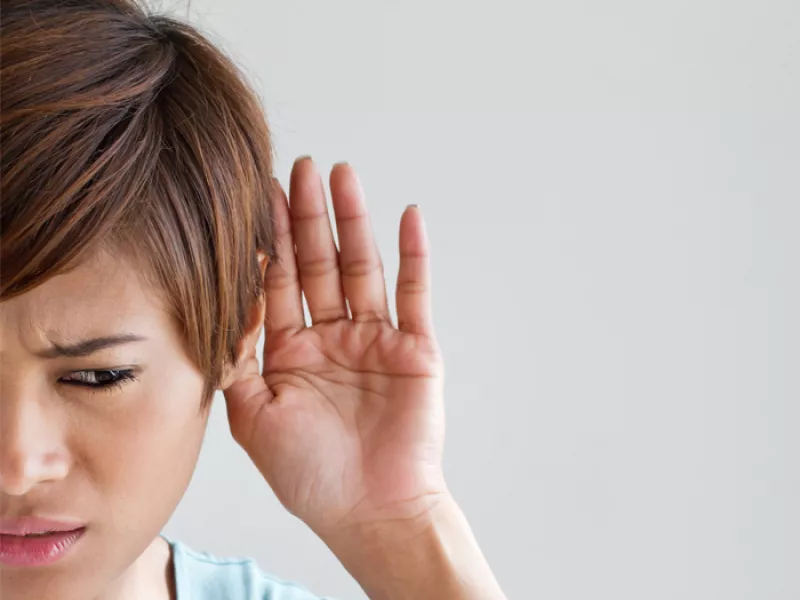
218 251 270 391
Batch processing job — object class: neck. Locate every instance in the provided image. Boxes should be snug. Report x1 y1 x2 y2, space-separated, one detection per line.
94 536 175 600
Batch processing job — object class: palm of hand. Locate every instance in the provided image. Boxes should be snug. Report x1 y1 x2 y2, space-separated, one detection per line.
224 159 446 539
258 322 444 533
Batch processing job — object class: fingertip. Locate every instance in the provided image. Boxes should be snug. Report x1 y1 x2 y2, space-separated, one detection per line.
290 156 319 194
330 161 349 183
400 203 428 250
331 161 364 197
404 204 425 227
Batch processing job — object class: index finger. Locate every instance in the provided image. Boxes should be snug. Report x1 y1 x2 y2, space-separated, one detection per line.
264 179 305 335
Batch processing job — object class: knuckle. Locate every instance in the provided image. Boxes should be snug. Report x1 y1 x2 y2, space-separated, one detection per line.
396 279 427 295
342 259 382 278
299 257 339 277
353 309 389 323
310 305 347 322
266 270 298 289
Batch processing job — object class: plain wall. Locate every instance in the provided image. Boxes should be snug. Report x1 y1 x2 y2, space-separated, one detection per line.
160 1 799 598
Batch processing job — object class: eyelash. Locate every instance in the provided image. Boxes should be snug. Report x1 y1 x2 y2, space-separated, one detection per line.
61 369 139 393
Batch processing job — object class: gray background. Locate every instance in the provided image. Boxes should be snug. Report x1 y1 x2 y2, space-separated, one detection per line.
160 1 799 598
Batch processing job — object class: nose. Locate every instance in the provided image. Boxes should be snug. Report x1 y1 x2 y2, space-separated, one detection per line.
0 393 70 495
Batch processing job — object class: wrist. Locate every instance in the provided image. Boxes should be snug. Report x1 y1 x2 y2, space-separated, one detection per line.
322 493 506 600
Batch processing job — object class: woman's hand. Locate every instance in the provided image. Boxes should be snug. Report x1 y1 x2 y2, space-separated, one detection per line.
222 157 447 540
223 157 507 599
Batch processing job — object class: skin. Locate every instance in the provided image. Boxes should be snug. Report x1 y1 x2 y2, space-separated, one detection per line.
0 158 506 600
0 245 206 600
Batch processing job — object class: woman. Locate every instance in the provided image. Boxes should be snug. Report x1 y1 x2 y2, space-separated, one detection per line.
0 1 507 599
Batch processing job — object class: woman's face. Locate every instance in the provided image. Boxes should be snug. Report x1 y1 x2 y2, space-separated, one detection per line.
0 250 211 600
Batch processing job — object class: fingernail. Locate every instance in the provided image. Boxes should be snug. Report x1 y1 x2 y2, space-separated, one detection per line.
295 155 312 164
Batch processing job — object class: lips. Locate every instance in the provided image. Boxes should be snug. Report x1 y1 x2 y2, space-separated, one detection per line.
0 517 87 567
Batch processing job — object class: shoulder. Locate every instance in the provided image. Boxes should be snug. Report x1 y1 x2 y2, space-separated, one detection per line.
165 535 333 600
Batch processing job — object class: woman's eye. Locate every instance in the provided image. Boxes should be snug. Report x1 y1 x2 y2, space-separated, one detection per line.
61 369 138 392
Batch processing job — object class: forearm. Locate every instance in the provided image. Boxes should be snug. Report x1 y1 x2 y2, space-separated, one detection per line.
325 494 507 600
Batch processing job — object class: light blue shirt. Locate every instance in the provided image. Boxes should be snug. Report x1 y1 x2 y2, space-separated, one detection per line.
163 535 335 599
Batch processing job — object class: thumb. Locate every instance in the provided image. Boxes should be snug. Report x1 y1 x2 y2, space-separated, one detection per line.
222 349 274 447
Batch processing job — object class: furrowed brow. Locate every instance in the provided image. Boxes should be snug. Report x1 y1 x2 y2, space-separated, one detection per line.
35 334 148 359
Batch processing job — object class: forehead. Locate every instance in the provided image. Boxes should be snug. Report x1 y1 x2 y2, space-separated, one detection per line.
0 250 171 348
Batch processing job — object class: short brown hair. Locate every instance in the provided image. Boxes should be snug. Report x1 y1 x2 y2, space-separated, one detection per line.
0 0 277 406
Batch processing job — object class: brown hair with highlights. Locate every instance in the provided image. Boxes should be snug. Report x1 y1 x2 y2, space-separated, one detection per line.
1 0 277 405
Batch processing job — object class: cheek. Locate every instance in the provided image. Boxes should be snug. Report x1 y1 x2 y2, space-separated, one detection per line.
70 368 209 527
49 369 211 600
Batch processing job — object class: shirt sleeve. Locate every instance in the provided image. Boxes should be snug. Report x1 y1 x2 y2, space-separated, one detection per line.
170 537 339 600
243 559 337 600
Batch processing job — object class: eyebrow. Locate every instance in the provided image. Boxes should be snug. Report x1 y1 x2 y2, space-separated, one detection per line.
35 334 148 359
